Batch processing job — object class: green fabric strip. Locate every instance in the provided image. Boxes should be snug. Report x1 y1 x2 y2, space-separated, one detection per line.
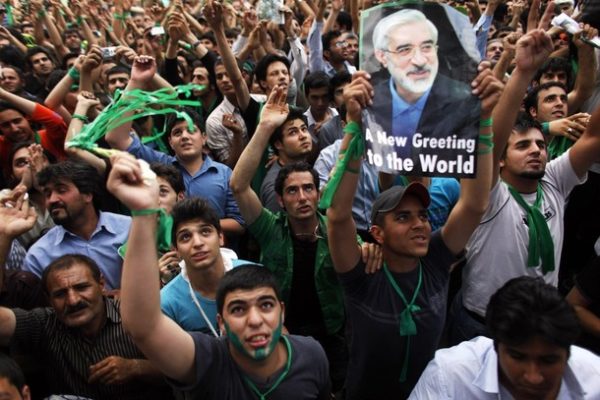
547 136 573 160
119 208 173 258
507 184 555 274
319 121 364 209
66 84 204 155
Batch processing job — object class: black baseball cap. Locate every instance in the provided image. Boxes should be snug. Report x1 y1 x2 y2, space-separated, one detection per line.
370 183 431 225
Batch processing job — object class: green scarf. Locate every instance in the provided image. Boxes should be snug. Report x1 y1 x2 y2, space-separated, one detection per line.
507 184 555 274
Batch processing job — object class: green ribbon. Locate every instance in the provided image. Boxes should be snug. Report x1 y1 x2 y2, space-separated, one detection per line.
547 136 573 161
6 3 13 26
242 336 292 400
66 84 204 155
507 184 555 274
319 121 364 209
383 262 422 382
118 208 174 258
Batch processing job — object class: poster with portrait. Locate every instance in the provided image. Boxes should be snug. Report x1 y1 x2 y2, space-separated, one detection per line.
360 1 481 177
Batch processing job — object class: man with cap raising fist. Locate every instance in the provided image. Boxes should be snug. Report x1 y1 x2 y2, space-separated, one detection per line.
326 63 503 399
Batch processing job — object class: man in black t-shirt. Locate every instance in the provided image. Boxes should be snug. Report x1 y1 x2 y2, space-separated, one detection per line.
326 68 502 398
567 255 600 355
107 153 331 400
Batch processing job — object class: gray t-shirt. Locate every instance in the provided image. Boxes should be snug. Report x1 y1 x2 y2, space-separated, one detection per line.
170 333 331 399
338 230 457 400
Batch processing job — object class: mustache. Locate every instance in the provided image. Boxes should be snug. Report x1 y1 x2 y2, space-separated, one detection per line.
49 203 66 211
63 301 88 316
407 66 431 75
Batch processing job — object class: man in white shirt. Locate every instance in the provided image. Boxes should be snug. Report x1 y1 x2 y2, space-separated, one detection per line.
410 277 600 399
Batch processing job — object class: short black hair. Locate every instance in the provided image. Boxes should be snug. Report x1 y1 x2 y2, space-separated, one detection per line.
534 57 573 89
268 106 307 155
524 81 568 114
36 160 103 211
486 276 580 351
200 31 216 46
171 198 222 245
164 107 204 138
274 161 319 196
61 52 81 70
216 265 281 314
106 65 131 79
304 71 331 97
330 70 352 97
254 53 290 89
0 353 26 392
336 11 352 32
501 113 545 160
25 46 55 69
151 162 185 194
41 254 103 294
322 30 342 53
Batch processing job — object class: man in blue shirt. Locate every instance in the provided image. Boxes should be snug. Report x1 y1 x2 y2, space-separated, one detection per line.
105 56 244 240
160 198 253 335
23 161 130 290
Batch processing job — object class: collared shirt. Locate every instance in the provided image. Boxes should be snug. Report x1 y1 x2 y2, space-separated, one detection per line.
409 336 600 399
205 97 248 163
304 107 339 140
248 209 346 335
390 78 431 157
314 139 379 232
11 298 169 400
308 20 357 78
127 135 244 226
23 212 131 290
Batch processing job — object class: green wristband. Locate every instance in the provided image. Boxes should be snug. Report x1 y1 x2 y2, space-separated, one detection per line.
478 133 494 155
131 208 162 216
68 67 80 81
72 113 89 123
541 122 550 136
480 117 493 127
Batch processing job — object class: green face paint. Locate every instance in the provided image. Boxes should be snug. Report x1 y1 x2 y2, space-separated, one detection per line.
224 314 283 361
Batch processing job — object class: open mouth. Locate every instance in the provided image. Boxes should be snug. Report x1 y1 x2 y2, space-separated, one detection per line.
247 334 270 348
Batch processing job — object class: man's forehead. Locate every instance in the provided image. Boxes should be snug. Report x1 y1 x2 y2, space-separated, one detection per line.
283 171 314 187
176 218 215 234
171 119 200 132
540 86 567 98
282 118 306 131
224 287 278 306
267 61 288 73
389 20 432 41
48 264 95 287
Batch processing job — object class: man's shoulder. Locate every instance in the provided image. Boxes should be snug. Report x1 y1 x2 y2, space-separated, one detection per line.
99 211 132 226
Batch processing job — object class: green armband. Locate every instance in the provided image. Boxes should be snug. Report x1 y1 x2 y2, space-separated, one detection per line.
477 133 494 155
479 117 493 128
72 113 89 123
68 67 80 81
541 122 550 136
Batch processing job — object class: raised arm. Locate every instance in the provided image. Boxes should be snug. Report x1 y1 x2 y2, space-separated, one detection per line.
64 91 107 174
105 56 156 150
569 101 600 178
326 71 373 273
230 86 289 225
0 190 36 346
491 26 554 186
204 0 251 111
568 24 598 113
106 153 196 384
441 63 503 255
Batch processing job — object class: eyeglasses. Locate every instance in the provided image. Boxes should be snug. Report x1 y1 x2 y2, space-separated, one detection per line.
383 43 437 59
334 40 349 49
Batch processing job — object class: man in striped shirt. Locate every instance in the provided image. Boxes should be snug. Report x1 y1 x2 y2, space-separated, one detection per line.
0 252 172 399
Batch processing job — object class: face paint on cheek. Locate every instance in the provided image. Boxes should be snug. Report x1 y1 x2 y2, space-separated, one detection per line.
224 315 284 361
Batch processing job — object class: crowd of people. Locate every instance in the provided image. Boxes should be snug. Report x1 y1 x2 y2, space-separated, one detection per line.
0 0 599 398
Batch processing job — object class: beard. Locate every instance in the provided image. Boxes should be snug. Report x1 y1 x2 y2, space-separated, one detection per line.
388 61 438 97
519 169 546 180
